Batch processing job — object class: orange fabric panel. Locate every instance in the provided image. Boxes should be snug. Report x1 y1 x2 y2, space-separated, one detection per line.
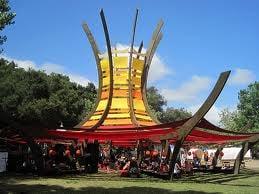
101 91 109 99
82 120 99 127
132 90 142 98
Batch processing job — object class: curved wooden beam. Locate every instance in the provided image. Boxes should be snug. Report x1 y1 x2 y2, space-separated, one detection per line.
91 9 114 129
169 70 231 180
136 41 143 59
74 23 102 128
128 9 139 126
141 21 163 124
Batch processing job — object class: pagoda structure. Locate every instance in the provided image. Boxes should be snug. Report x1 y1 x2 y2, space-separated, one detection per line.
76 9 161 129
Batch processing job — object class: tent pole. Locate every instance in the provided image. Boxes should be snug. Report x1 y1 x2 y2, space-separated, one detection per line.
234 141 248 174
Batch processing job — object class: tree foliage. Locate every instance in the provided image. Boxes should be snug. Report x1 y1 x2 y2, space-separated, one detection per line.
159 107 192 123
146 86 192 123
220 82 259 132
0 0 16 51
0 59 96 128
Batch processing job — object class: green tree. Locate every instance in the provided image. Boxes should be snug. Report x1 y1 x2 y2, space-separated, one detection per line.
237 82 259 132
219 82 259 132
146 86 192 123
147 86 167 113
0 0 16 52
219 108 241 131
0 59 96 128
159 107 192 123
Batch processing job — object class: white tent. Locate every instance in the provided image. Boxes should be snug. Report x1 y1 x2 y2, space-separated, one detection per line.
0 152 8 172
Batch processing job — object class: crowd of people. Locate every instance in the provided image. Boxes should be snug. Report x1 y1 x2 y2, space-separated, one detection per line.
11 142 219 178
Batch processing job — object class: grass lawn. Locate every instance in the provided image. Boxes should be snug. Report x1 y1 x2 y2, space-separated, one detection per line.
0 166 258 193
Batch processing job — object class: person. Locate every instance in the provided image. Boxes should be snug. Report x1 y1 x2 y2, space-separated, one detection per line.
128 157 140 177
185 160 193 176
173 161 181 178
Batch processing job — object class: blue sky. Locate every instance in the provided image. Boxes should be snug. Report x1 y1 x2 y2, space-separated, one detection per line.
1 0 258 124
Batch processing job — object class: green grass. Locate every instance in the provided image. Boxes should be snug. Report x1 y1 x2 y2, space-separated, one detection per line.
0 169 259 194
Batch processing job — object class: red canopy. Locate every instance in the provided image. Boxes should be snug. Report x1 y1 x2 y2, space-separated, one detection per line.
44 118 257 147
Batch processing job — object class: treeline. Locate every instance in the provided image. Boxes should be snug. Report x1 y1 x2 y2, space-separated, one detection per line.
0 59 96 128
0 59 191 128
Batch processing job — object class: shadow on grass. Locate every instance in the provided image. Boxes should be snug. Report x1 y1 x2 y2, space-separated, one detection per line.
179 169 259 187
0 183 221 194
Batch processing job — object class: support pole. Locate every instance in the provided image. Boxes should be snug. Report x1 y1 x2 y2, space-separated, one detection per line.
234 141 248 175
212 145 224 169
168 71 231 180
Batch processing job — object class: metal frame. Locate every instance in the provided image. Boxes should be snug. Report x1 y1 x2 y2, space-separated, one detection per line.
169 71 231 180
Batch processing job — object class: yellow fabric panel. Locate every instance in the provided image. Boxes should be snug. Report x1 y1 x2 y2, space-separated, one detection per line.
113 57 128 68
114 70 128 76
132 58 144 71
107 113 130 118
90 115 103 120
109 108 130 113
100 58 109 69
134 110 147 115
103 77 110 86
113 90 128 97
114 85 128 90
133 99 146 111
111 98 128 109
103 118 132 125
114 74 128 85
132 76 141 85
135 114 153 121
96 99 108 111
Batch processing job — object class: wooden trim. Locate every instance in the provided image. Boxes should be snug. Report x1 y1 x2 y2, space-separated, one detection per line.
91 9 114 129
74 23 102 129
128 9 139 127
141 20 164 124
169 71 231 180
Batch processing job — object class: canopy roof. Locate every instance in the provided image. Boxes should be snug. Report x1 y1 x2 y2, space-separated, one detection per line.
46 118 258 147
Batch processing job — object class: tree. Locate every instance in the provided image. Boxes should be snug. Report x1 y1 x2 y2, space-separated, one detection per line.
237 82 259 132
0 0 16 52
0 59 96 128
159 107 192 123
219 82 259 132
219 108 241 131
146 86 192 123
147 86 167 113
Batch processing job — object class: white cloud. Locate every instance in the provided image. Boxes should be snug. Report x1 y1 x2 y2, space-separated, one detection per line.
0 55 91 86
161 75 211 103
228 68 256 85
149 53 171 83
188 104 222 125
1 55 36 70
41 63 65 74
